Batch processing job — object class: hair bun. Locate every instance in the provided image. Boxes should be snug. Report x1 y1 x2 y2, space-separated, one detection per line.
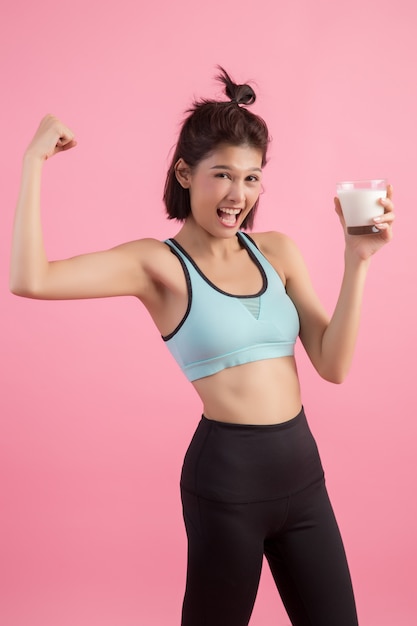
216 66 256 106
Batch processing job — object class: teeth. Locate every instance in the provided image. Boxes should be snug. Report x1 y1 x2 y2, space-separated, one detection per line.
219 208 241 215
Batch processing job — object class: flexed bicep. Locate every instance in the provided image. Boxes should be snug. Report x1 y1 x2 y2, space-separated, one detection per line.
10 116 168 302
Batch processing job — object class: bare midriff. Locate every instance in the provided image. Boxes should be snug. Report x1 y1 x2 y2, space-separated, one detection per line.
192 356 302 425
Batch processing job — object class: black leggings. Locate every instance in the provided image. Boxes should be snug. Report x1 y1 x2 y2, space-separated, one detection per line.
180 408 358 626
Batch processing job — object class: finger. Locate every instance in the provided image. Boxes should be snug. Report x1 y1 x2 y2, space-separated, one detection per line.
59 139 77 152
374 211 395 225
379 197 394 213
334 197 347 231
56 126 76 146
53 123 77 155
334 196 343 216
372 222 393 242
386 183 393 200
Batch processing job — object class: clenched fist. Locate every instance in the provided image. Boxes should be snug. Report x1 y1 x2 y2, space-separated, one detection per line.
25 115 77 161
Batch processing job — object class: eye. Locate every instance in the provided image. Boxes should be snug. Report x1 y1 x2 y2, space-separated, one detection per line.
246 175 260 183
215 172 231 180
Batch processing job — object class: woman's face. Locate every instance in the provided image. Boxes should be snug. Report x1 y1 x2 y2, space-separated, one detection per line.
180 143 263 237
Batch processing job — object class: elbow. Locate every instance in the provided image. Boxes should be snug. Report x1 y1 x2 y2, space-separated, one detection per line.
9 262 51 298
10 284 34 298
324 373 346 385
318 364 350 385
9 275 39 298
313 348 352 384
308 356 347 384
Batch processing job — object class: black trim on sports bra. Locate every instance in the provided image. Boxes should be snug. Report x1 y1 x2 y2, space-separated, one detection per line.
241 232 260 250
162 245 193 342
165 233 268 299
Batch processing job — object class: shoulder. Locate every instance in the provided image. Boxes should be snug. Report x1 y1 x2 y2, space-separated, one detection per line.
119 236 176 264
124 237 170 254
117 237 185 292
106 237 189 328
247 231 304 276
248 230 298 252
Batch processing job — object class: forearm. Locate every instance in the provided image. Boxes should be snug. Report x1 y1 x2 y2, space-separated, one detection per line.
319 250 370 383
9 154 49 296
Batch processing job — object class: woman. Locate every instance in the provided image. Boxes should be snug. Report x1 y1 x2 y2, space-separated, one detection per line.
10 68 394 626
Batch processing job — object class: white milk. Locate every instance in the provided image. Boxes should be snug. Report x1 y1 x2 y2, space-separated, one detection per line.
337 188 385 227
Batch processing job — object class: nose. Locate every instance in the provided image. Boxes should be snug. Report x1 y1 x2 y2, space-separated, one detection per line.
226 179 245 205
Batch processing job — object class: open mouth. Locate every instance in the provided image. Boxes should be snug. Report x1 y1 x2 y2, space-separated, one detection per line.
217 208 242 227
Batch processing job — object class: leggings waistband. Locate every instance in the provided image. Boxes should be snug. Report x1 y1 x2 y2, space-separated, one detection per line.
201 405 305 432
181 406 324 503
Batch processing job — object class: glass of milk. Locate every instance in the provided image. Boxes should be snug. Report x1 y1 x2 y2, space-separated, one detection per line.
336 179 387 235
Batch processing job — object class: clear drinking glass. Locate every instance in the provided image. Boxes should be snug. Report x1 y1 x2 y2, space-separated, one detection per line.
336 179 387 235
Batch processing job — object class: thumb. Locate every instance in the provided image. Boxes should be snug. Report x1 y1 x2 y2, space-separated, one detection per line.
56 137 78 152
334 196 346 229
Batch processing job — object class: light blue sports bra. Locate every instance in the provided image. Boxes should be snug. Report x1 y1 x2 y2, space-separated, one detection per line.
162 232 300 381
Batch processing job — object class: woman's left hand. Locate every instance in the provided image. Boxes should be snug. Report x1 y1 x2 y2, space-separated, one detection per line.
334 184 395 260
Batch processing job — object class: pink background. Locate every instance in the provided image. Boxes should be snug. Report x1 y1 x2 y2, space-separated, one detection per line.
1 1 416 624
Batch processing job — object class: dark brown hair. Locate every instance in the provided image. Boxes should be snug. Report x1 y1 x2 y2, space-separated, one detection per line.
163 67 270 229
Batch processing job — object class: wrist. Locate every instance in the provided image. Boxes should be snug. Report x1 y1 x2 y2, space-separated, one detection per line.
22 151 46 178
344 246 371 272
23 149 46 167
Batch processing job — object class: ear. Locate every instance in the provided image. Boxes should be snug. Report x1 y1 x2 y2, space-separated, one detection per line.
174 158 191 188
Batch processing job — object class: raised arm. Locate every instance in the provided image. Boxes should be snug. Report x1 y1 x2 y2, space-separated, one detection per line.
9 115 167 301
257 191 394 383
287 189 394 382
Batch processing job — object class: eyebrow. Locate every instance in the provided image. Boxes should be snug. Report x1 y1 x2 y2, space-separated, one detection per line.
210 165 263 173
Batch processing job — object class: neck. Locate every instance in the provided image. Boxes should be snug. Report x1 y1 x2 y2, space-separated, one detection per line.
174 218 243 258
